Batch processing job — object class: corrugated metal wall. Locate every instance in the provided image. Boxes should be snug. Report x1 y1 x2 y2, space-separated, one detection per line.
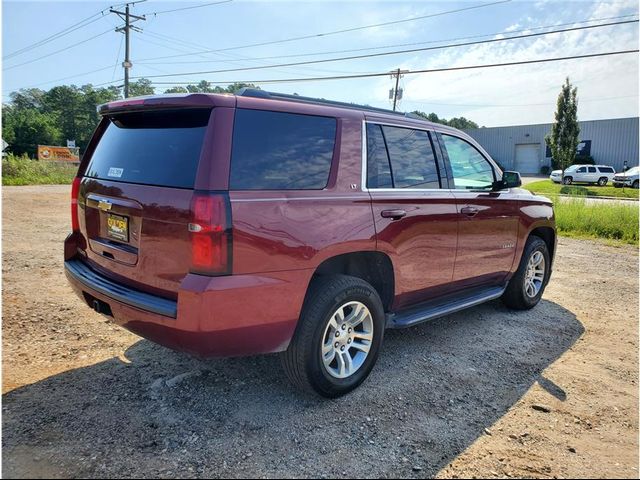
464 117 639 172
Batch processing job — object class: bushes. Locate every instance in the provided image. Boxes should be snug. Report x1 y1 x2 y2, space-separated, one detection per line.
2 153 77 185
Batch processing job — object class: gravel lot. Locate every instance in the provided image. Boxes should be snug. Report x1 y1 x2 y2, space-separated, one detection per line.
3 185 638 479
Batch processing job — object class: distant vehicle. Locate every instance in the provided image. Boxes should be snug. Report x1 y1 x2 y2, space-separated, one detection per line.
549 164 616 186
612 166 640 189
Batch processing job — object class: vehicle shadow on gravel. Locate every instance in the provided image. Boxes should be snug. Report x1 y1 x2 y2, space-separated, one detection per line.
3 299 583 479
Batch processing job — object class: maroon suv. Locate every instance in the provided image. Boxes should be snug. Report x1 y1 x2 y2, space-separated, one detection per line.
64 89 556 397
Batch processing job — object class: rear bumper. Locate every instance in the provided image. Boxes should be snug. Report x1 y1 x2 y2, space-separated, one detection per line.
64 258 311 357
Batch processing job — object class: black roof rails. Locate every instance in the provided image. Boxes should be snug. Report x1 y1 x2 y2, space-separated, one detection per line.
236 88 409 117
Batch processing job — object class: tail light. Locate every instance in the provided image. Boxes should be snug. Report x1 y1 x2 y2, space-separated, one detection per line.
71 176 81 232
189 191 232 275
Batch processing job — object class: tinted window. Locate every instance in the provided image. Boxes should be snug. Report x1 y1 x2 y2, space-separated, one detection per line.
366 124 393 188
381 125 439 189
441 135 494 189
599 167 614 173
230 109 336 190
86 109 210 188
588 167 597 173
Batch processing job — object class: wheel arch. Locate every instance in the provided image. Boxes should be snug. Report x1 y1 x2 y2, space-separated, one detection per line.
308 251 395 312
529 226 556 263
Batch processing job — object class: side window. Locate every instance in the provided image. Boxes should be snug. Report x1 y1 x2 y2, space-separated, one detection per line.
577 167 587 173
441 134 495 189
588 167 597 173
366 124 393 188
381 125 440 189
230 109 336 190
599 167 614 173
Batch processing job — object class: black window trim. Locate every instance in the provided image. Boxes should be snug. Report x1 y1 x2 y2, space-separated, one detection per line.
363 120 447 191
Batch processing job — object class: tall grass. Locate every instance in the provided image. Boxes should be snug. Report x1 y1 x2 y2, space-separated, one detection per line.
525 179 639 199
2 153 77 185
554 197 639 245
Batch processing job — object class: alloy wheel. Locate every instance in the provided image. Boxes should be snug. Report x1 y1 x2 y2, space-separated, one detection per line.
524 251 545 298
321 301 374 379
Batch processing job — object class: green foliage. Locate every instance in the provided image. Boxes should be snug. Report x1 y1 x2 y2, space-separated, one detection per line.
163 81 260 94
546 78 580 172
128 78 155 97
2 153 77 185
524 180 639 199
3 84 121 157
410 110 480 129
553 196 638 245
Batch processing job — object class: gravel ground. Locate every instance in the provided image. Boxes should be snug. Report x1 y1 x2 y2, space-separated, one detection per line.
2 185 638 479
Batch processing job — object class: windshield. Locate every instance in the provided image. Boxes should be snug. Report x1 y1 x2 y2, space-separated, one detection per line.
625 166 639 175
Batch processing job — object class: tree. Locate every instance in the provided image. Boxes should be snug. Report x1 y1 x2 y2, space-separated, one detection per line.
163 81 260 95
128 78 155 97
546 77 580 180
2 107 62 156
411 110 480 129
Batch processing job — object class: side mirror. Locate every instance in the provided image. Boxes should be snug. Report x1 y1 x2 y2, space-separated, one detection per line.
493 171 522 190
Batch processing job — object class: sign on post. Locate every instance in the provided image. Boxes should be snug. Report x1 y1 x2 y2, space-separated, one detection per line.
37 145 80 163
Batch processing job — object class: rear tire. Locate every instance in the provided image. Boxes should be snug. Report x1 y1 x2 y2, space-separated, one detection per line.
280 275 385 398
563 176 573 185
502 236 550 310
597 177 608 186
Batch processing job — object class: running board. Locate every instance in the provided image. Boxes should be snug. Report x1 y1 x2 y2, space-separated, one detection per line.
386 285 506 329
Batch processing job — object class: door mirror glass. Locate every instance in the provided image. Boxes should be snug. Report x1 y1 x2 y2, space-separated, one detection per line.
494 171 522 190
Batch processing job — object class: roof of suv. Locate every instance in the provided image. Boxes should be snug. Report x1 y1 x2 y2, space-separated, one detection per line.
97 89 456 134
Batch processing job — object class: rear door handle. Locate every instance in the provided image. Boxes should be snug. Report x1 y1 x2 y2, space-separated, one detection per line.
381 209 407 220
461 206 479 217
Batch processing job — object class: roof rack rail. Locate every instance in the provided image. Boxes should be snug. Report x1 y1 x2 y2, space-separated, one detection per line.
236 88 407 117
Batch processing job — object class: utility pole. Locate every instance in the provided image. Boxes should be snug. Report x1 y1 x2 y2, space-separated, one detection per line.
389 68 409 111
110 1 146 98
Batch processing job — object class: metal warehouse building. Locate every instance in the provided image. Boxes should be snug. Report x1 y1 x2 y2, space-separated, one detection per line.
464 117 639 174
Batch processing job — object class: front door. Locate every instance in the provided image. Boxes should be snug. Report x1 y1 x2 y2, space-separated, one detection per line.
437 133 520 287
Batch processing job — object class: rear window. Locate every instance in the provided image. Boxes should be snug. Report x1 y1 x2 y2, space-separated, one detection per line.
85 109 210 188
230 109 337 190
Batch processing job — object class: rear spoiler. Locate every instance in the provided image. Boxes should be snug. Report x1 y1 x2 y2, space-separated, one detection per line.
97 93 235 115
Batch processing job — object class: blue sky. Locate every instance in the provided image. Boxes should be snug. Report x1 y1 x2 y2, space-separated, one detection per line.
2 0 639 126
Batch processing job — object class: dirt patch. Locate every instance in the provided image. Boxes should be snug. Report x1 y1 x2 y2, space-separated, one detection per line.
2 185 638 478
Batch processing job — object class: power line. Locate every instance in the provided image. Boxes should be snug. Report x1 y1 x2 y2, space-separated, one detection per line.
141 0 233 16
4 28 114 71
2 3 129 60
137 14 639 66
134 50 639 87
128 20 640 81
136 0 512 62
409 94 640 108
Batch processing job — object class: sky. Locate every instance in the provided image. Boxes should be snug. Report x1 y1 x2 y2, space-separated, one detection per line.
2 0 639 127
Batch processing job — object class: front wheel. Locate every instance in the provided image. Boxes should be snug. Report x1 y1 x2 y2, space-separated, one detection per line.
281 275 385 398
633 180 639 189
502 236 550 310
563 176 573 185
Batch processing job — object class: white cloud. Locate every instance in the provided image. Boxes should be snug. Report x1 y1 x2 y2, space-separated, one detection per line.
396 1 639 126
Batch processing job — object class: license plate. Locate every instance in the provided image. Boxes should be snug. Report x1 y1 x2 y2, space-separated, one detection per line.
107 213 129 242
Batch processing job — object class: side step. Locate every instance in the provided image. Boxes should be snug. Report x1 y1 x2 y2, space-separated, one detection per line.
386 285 506 329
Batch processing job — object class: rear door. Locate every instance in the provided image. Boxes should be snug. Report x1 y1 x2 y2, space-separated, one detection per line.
437 132 519 287
366 121 458 309
78 108 212 298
